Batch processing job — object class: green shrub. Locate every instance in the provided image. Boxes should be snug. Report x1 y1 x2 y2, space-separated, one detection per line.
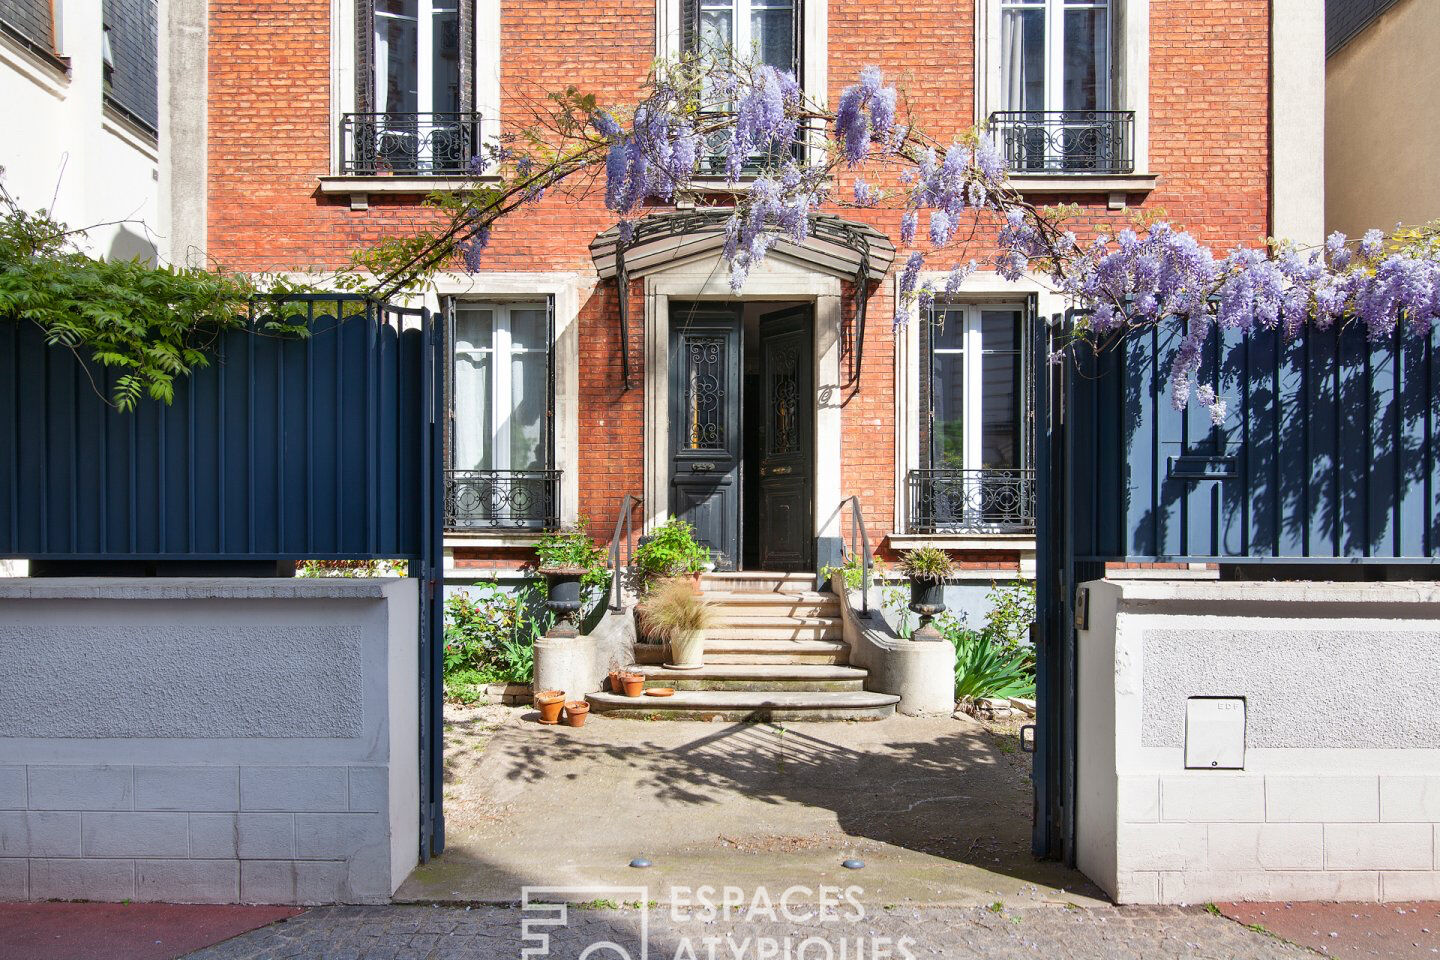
296 558 408 577
632 517 710 587
982 582 1036 652
941 615 1036 702
443 584 543 700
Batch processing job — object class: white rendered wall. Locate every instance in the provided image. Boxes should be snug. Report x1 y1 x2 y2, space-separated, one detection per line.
1077 578 1440 904
0 578 419 904
0 8 166 262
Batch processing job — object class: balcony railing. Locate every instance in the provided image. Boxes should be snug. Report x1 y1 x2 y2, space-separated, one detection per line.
906 468 1036 535
444 469 561 531
988 110 1135 175
339 112 483 176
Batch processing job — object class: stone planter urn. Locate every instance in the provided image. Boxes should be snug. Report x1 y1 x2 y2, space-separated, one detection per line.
908 577 947 641
540 566 585 638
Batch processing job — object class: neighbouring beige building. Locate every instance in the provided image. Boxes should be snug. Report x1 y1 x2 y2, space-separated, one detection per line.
1326 0 1440 238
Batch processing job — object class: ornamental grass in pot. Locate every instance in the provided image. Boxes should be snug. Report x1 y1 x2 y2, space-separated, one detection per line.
900 546 954 641
645 577 717 671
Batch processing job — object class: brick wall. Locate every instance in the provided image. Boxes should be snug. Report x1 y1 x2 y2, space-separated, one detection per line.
207 1 1273 555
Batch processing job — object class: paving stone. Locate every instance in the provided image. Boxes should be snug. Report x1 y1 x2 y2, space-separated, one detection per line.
178 903 1318 959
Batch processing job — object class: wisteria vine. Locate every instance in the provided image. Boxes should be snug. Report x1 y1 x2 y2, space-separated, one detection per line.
374 54 1440 422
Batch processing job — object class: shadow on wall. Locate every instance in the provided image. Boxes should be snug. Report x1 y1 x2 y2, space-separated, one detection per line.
108 225 158 266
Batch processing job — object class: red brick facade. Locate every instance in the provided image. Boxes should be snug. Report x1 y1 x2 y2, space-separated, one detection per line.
205 1 1273 571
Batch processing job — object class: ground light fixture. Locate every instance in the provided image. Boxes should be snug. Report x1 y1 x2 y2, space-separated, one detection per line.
842 859 865 870
629 857 653 868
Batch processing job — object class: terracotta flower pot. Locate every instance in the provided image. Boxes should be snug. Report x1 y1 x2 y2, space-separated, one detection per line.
563 701 590 727
535 691 566 724
621 673 646 698
608 669 623 693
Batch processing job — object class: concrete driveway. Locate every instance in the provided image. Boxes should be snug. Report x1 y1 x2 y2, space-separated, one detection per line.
398 709 1101 907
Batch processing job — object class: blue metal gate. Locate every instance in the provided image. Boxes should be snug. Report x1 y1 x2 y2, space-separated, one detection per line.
0 295 448 861
1032 315 1440 863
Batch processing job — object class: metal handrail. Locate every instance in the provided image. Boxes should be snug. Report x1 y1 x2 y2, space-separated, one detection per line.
839 496 872 617
608 495 642 612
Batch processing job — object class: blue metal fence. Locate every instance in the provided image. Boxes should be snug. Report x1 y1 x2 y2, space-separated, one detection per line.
0 295 448 863
0 297 431 562
1069 320 1440 564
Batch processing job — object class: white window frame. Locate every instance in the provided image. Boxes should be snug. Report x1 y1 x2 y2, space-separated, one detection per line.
975 0 1149 175
452 301 550 475
927 302 1028 473
694 0 796 69
997 0 1111 115
656 0 826 102
329 0 501 179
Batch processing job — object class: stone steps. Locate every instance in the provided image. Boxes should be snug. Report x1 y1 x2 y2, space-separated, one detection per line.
585 689 899 722
699 571 817 593
618 573 881 717
703 591 840 619
630 663 867 692
705 619 844 641
702 638 850 664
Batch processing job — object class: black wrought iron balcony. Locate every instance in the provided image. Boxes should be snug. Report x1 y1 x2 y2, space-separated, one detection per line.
444 469 561 531
987 110 1135 175
694 112 806 179
339 112 483 176
906 468 1036 535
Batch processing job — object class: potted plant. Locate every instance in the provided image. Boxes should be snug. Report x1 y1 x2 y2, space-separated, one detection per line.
621 671 646 697
632 517 710 593
534 521 607 637
562 700 591 727
900 546 953 641
644 577 717 670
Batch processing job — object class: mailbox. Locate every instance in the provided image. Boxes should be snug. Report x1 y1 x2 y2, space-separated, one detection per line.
1184 697 1246 769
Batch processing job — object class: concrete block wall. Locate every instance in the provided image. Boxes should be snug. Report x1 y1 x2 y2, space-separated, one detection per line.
1078 579 1440 904
0 578 419 904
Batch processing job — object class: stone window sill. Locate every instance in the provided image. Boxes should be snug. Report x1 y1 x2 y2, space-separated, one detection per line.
317 175 503 211
1005 173 1159 210
887 532 1036 552
443 530 546 549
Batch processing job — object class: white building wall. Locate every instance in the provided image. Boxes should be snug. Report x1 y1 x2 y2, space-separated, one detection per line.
1078 578 1440 904
0 578 419 904
0 6 167 262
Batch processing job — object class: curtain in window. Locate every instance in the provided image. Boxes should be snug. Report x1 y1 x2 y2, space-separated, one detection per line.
453 307 493 471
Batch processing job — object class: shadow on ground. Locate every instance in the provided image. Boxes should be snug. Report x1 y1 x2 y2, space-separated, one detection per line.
402 711 1102 907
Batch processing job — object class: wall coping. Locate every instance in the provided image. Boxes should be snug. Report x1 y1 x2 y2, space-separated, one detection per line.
0 577 407 600
1096 577 1440 608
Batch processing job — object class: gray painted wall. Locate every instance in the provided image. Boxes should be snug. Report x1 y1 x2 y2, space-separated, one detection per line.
0 578 419 905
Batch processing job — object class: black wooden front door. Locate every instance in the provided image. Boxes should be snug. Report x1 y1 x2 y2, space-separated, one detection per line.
669 303 742 570
755 306 814 570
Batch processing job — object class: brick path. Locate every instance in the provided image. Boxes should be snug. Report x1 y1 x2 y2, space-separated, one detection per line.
183 902 1316 959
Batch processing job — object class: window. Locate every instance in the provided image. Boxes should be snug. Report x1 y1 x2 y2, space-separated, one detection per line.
346 0 479 175
992 0 1132 174
0 0 58 59
911 303 1034 533
101 0 159 134
447 301 558 529
1000 0 1109 115
373 0 460 116
690 0 798 73
682 0 803 175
